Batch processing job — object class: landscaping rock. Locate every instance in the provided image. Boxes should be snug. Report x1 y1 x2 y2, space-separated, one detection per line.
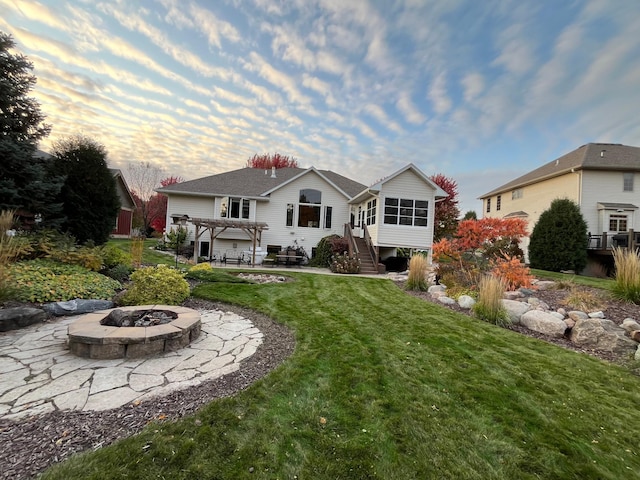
550 311 565 321
501 299 531 325
428 285 446 295
569 318 638 355
534 280 556 291
527 297 549 310
636 345 640 361
621 318 640 333
520 310 567 338
43 299 114 317
518 288 535 296
557 308 567 317
457 295 476 309
588 311 605 319
438 296 457 306
568 311 589 321
504 291 524 300
632 330 640 343
564 318 576 329
0 307 47 331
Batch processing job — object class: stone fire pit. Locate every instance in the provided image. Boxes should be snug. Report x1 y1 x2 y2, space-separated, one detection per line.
68 305 201 359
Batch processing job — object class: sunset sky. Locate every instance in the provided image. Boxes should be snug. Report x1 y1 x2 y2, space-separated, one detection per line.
3 0 639 213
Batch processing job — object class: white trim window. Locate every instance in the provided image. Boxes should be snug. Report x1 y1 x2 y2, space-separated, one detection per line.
384 197 428 227
512 188 523 200
623 173 634 192
221 197 250 219
366 199 377 225
298 188 322 228
610 214 628 232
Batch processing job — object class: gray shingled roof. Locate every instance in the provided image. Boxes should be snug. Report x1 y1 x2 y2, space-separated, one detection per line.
157 167 367 199
479 143 640 199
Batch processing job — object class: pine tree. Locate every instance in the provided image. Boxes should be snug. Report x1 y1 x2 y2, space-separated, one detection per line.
52 135 120 245
0 31 63 226
529 198 588 272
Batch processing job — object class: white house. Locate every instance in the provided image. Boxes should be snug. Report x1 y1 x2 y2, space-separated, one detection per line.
157 163 447 273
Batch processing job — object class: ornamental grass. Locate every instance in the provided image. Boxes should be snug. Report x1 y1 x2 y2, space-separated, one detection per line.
612 246 640 304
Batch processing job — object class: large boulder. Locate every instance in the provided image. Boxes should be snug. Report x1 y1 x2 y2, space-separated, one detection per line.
43 299 114 317
501 299 531 325
457 295 476 309
520 310 568 338
569 318 638 355
0 307 47 331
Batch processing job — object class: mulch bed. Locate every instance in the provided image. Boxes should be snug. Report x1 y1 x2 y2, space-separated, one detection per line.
0 300 295 480
404 282 640 365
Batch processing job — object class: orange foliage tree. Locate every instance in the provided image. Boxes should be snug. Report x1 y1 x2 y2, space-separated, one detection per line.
433 217 532 291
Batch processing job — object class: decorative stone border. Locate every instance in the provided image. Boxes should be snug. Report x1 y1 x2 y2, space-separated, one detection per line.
67 305 201 359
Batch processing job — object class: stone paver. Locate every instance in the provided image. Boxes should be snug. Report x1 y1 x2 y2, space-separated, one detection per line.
0 309 263 421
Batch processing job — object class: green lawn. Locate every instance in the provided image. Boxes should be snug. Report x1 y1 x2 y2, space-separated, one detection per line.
107 238 187 266
41 272 640 479
530 268 614 290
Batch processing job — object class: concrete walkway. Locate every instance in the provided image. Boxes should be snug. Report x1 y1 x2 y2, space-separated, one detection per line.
0 310 263 422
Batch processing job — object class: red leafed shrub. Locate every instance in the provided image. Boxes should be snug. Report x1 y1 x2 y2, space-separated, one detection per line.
491 255 533 291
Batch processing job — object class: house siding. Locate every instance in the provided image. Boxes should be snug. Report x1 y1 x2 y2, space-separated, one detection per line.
256 171 350 254
376 170 437 249
581 171 640 234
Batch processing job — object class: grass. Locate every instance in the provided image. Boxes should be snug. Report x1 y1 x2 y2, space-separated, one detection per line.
612 247 640 304
530 269 614 290
473 275 508 325
107 238 188 266
41 272 640 479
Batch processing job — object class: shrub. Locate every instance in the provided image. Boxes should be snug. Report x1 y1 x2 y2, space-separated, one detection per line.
9 259 121 302
491 255 533 291
100 244 132 269
612 247 640 304
406 254 429 291
473 276 508 325
121 264 190 305
529 198 588 272
330 253 360 274
0 210 20 301
103 264 133 283
310 234 341 267
190 262 213 272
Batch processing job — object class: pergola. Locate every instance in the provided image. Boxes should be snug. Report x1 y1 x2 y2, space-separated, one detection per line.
188 217 269 265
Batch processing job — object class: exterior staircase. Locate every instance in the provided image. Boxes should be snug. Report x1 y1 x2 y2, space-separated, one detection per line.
353 236 379 274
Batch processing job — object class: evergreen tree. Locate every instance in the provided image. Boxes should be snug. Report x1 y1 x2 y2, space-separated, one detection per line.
52 135 120 245
0 31 63 226
529 198 588 272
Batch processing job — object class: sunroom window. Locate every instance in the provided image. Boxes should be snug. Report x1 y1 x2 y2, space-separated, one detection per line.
384 197 428 227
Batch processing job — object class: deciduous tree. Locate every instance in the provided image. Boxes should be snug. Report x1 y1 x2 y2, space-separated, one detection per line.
127 161 164 236
51 135 120 245
429 173 460 241
246 153 298 169
149 176 183 234
0 31 63 227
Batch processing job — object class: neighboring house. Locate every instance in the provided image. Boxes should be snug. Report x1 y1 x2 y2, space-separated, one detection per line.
109 168 136 238
157 164 446 273
479 143 640 260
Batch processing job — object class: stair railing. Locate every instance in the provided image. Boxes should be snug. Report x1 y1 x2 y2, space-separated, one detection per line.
362 224 379 267
344 223 359 256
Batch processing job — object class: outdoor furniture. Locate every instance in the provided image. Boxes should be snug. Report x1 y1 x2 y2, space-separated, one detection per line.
275 249 303 267
222 249 245 265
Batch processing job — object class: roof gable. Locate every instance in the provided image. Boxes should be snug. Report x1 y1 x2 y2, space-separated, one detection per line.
350 163 447 203
480 143 640 198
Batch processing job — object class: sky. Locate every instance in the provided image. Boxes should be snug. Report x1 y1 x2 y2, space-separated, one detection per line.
2 0 640 215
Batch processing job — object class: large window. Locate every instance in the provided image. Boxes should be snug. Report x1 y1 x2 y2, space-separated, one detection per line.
298 189 321 228
624 173 634 192
221 197 250 219
366 199 377 225
384 198 428 227
512 188 523 200
610 214 628 232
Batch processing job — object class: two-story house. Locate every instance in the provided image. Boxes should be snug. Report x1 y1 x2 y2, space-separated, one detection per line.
479 143 640 260
157 163 446 273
